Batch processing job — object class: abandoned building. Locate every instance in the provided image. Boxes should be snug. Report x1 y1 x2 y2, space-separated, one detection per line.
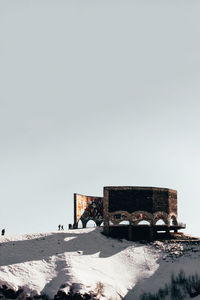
73 186 186 240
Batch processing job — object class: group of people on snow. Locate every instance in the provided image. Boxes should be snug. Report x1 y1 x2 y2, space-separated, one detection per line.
58 224 64 231
1 226 67 235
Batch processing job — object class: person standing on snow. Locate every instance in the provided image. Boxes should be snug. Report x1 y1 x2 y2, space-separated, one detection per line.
1 228 5 236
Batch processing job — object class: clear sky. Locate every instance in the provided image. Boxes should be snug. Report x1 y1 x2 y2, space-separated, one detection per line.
1 0 200 236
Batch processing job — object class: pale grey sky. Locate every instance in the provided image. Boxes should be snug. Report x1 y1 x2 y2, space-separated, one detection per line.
1 0 200 235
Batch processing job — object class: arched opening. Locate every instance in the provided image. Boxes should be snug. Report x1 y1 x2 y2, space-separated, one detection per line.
119 220 130 225
170 215 177 226
155 219 166 225
86 220 96 228
131 211 153 226
153 212 168 226
137 220 151 226
77 220 83 228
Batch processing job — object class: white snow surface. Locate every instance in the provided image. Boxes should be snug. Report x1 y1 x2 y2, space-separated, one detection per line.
0 228 200 299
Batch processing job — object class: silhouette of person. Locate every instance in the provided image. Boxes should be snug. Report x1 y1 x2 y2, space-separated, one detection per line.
58 224 61 231
1 229 5 236
61 225 64 230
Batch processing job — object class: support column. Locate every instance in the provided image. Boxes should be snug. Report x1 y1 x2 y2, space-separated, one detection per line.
96 221 101 227
149 227 154 242
74 194 77 229
83 222 87 228
103 214 110 236
128 223 132 241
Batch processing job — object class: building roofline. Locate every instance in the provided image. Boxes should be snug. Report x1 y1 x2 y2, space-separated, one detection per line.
103 186 177 193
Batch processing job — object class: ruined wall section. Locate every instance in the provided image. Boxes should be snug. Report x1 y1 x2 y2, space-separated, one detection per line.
168 190 177 214
74 193 103 228
152 189 169 213
168 190 178 224
103 186 178 233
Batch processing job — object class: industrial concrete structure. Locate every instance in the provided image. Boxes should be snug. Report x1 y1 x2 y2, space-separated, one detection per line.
73 186 185 241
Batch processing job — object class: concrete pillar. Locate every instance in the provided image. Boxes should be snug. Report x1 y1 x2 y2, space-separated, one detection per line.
103 225 110 237
128 224 132 241
83 222 87 228
149 227 154 242
103 219 110 236
96 221 101 227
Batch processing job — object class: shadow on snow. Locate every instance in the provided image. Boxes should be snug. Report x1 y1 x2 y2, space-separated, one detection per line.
0 228 139 267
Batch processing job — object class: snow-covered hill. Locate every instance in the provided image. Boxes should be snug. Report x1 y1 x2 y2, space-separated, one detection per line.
0 228 200 299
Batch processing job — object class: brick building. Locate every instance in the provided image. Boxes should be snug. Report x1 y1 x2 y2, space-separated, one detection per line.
73 186 185 240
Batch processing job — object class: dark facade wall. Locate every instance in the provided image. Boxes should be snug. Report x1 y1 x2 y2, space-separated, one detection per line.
152 189 169 213
108 189 153 213
106 186 176 215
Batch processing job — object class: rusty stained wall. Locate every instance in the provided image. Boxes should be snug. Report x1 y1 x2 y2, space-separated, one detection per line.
74 193 103 228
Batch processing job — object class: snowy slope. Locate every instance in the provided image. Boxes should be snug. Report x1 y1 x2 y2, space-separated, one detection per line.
0 228 200 299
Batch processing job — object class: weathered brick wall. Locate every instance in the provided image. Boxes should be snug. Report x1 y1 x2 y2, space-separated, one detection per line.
103 186 178 233
105 186 176 214
168 190 177 215
152 189 169 213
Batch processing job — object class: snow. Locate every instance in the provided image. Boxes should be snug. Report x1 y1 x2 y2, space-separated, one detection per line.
0 228 200 299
